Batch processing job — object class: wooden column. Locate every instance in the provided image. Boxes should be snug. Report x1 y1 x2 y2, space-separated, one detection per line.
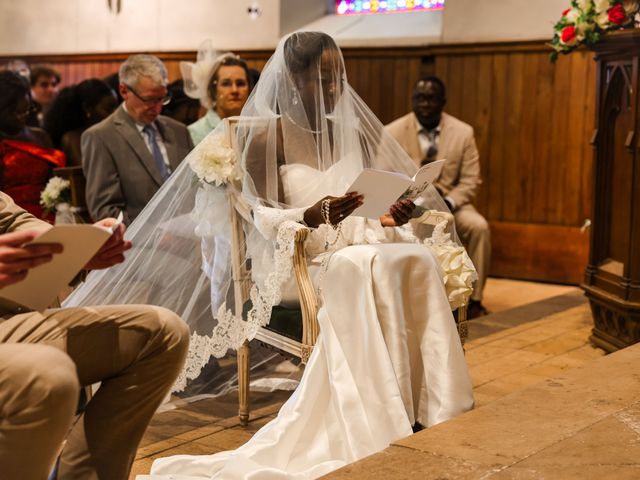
583 30 640 352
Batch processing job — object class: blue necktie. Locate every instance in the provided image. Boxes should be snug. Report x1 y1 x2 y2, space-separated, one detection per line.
143 124 169 181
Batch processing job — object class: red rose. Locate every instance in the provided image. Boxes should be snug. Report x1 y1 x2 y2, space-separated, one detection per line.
562 7 571 15
608 4 627 24
561 25 577 44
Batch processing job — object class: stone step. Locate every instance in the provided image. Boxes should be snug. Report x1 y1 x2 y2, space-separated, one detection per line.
323 342 640 479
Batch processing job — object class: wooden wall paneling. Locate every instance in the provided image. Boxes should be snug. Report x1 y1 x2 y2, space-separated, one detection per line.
460 55 478 127
564 52 589 227
487 53 508 221
391 57 411 123
516 52 539 224
491 222 589 283
434 55 449 89
366 59 384 123
444 55 465 120
165 61 183 82
343 57 359 95
458 54 481 212
473 53 493 217
531 51 555 225
547 55 572 225
379 56 396 125
501 52 525 223
346 57 370 110
406 54 422 110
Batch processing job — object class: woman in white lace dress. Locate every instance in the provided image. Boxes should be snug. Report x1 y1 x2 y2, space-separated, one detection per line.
66 31 474 479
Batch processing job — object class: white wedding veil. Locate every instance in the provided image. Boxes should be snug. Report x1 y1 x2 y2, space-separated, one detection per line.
64 31 459 396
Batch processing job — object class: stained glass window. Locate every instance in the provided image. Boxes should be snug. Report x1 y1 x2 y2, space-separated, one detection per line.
335 0 444 16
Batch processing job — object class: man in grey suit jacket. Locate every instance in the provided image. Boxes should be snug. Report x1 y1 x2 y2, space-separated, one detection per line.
386 76 491 318
82 54 193 225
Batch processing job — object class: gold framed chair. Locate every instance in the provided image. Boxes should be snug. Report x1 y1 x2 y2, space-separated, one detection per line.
228 191 318 426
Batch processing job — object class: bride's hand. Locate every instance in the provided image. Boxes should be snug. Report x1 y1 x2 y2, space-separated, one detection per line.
380 199 415 227
303 192 363 228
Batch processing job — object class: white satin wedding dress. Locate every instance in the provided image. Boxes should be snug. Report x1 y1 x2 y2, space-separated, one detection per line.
139 164 474 480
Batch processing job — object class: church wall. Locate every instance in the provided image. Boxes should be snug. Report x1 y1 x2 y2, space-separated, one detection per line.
1 0 571 55
0 0 282 55
442 0 568 44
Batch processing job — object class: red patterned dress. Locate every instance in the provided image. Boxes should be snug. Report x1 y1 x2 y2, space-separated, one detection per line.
0 139 66 220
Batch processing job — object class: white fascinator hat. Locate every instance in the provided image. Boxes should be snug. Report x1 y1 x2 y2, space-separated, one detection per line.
180 39 239 110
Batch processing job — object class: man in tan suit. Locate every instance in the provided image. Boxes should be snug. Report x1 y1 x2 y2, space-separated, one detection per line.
82 54 193 224
0 192 189 479
386 76 491 318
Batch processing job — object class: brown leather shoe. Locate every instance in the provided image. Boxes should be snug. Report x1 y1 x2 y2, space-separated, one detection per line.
467 300 489 319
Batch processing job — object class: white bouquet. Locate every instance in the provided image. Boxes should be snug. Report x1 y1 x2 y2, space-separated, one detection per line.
423 220 477 310
189 132 240 186
40 176 71 213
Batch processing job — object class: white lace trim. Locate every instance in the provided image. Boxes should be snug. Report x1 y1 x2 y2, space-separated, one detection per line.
173 215 304 392
253 205 306 239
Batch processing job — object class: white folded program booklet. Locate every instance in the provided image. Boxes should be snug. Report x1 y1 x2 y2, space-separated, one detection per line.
0 213 123 312
347 159 446 219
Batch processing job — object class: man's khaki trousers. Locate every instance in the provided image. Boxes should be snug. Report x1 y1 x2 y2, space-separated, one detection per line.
454 204 491 302
0 304 189 480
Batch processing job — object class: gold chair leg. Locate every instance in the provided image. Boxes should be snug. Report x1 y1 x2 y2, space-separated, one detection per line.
457 305 468 349
238 340 250 426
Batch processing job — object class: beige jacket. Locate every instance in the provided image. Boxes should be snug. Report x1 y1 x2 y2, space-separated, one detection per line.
385 112 481 208
0 192 50 235
0 192 51 315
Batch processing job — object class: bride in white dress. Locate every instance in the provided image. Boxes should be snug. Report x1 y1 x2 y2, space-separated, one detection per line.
66 31 474 479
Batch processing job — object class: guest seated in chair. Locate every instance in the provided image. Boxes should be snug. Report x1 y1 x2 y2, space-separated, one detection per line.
386 75 491 318
0 71 65 220
0 191 189 480
181 40 253 145
27 65 61 127
64 31 474 479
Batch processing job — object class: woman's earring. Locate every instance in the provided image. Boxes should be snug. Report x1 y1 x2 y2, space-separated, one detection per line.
292 93 299 106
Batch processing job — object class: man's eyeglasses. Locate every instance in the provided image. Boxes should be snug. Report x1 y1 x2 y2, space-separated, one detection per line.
125 84 172 106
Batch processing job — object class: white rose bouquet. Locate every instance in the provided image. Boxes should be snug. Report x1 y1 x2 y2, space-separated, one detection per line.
40 176 71 214
189 131 240 186
423 220 477 310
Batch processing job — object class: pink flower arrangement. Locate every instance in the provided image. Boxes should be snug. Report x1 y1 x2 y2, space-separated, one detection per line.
550 0 639 61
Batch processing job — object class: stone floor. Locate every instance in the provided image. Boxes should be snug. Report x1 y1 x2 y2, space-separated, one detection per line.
325 337 639 479
130 279 607 478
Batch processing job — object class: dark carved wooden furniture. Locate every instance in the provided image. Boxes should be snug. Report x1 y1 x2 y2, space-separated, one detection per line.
582 30 640 352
